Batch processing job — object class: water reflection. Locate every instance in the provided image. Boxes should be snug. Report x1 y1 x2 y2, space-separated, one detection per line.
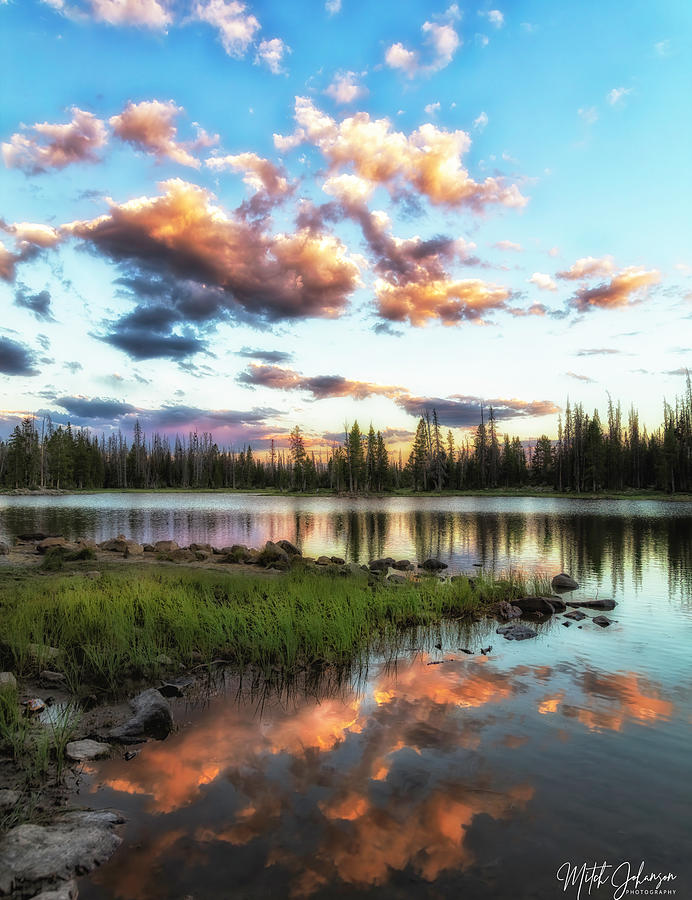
76 646 685 900
1 495 691 599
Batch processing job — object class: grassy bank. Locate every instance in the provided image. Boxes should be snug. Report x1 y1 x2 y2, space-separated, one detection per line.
0 565 549 695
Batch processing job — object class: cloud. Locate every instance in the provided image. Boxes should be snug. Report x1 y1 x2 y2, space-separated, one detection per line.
607 87 631 106
39 0 172 27
424 102 441 117
2 107 107 174
663 367 690 376
576 348 621 356
14 286 55 322
192 0 260 57
110 99 203 167
529 272 557 291
578 107 598 125
206 152 290 197
376 276 509 326
0 336 40 376
325 72 367 105
494 240 522 252
325 0 340 13
63 361 84 373
237 363 405 401
482 9 504 28
0 222 62 282
396 394 559 428
385 14 460 78
556 256 615 280
254 37 290 74
569 266 660 312
56 395 137 419
566 372 596 383
654 39 671 57
64 179 360 353
237 347 294 363
276 98 527 210
473 111 488 131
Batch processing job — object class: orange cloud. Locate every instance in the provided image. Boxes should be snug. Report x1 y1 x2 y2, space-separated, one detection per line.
2 107 107 174
207 151 290 196
375 276 510 326
275 98 527 210
193 0 260 58
110 99 204 168
556 255 615 280
570 266 661 311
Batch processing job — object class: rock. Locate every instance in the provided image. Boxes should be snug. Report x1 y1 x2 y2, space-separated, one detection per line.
32 879 78 900
155 654 173 666
154 539 179 553
0 812 122 895
565 597 617 610
75 538 98 551
39 670 67 687
341 562 365 577
17 532 48 541
316 556 332 566
496 623 538 641
368 557 395 572
391 559 413 571
158 678 193 698
99 535 143 556
108 688 173 743
330 556 345 565
564 609 586 621
0 671 17 691
551 573 579 591
419 559 448 571
513 596 557 615
66 739 110 762
494 600 523 620
562 621 571 627
189 542 213 555
387 573 407 584
0 541 9 555
28 643 61 663
0 789 20 811
592 615 612 627
37 537 76 554
256 541 290 567
276 540 301 556
168 549 195 562
142 543 155 552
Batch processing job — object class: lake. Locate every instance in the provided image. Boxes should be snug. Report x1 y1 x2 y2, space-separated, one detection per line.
2 493 691 898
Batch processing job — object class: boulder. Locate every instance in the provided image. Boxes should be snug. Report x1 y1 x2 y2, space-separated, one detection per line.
37 537 76 554
99 535 143 556
330 556 345 565
387 573 407 584
39 670 67 686
316 556 332 566
189 542 213 555
0 811 122 896
392 559 413 571
75 538 98 551
496 623 538 641
276 540 301 556
65 739 110 762
168 549 195 562
108 688 173 743
513 596 556 615
142 543 155 552
17 532 48 541
0 789 20 811
546 596 567 612
564 609 586 621
565 597 617 610
154 540 179 553
494 600 523 620
0 541 9 555
0 671 17 691
256 541 290 567
32 880 78 900
419 559 448 571
368 557 395 572
551 573 579 591
341 562 366 577
592 615 612 628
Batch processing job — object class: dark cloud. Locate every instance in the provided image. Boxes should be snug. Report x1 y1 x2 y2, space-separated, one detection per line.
0 337 40 376
396 394 559 428
372 322 404 337
56 396 137 419
63 361 83 373
14 286 55 322
237 363 404 401
237 347 294 364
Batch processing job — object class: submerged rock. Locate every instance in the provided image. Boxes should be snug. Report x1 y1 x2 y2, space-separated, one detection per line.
0 811 122 896
565 597 617 610
551 573 579 591
564 609 587 621
496 623 538 641
592 615 612 627
108 688 173 743
66 739 110 762
419 559 448 571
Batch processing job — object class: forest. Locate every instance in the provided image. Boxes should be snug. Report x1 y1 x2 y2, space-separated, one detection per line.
1 376 690 495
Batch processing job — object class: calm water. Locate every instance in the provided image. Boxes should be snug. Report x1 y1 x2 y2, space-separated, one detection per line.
2 494 691 898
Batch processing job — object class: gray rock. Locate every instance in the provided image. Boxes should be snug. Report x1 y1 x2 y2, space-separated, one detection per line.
256 541 289 567
592 615 612 627
99 535 143 556
189 542 213 555
564 609 586 621
276 540 301 556
0 672 17 691
565 597 617 610
392 559 413 571
551 573 579 591
108 688 173 743
496 623 538 641
330 556 345 565
0 541 9 555
495 600 523 620
32 880 78 900
341 562 365 577
40 670 67 686
368 557 395 572
419 558 448 571
387 573 407 584
66 739 110 762
0 789 20 810
0 812 122 895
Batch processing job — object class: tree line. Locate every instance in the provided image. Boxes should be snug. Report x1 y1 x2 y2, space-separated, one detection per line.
1 375 690 494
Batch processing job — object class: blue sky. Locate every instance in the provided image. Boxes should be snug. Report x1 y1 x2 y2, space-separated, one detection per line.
0 0 690 451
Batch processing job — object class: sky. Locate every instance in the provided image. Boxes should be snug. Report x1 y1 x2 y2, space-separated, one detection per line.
0 0 690 453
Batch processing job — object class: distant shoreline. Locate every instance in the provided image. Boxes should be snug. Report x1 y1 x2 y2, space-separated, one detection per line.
1 487 691 502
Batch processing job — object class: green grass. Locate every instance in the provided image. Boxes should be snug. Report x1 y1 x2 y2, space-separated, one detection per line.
0 566 547 695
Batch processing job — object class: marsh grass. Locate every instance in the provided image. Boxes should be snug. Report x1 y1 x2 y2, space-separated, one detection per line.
0 566 549 695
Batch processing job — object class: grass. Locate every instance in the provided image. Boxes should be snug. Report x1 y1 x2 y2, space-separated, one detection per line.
0 565 548 696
